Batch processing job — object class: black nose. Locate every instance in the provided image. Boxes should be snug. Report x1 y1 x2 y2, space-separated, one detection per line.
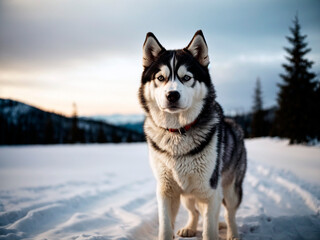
166 91 180 103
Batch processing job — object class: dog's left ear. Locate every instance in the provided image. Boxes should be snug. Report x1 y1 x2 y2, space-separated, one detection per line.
185 30 209 67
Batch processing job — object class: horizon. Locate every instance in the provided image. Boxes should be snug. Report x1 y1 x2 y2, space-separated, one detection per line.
1 97 277 119
1 0 319 116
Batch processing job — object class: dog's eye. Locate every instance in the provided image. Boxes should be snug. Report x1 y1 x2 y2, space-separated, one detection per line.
157 75 165 81
182 75 191 81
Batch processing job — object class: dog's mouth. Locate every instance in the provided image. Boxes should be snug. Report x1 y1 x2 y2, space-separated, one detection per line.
161 105 186 113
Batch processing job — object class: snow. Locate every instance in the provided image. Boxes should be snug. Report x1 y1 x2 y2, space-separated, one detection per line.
0 138 319 240
246 138 320 184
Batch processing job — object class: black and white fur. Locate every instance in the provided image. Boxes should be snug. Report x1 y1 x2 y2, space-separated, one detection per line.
139 30 247 240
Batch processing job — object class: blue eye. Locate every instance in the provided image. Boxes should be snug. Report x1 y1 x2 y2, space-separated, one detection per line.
157 75 165 81
182 75 191 81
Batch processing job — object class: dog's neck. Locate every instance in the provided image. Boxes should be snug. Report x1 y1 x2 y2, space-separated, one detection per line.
148 101 203 130
167 118 198 134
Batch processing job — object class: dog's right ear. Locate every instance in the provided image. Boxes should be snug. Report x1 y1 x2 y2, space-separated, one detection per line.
143 32 165 68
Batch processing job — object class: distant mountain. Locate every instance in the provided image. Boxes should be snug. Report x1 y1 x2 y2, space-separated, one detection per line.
85 114 145 125
0 99 145 145
82 114 145 134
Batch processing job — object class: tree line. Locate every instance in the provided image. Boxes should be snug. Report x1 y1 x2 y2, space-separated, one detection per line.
243 16 320 144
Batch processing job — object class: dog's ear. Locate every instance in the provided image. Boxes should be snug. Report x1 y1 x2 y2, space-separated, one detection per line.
185 30 209 67
142 32 165 68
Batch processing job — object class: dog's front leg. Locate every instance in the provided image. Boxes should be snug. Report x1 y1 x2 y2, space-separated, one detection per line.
197 191 222 240
157 187 180 240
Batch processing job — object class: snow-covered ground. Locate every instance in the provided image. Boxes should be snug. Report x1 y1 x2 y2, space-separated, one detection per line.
0 138 319 240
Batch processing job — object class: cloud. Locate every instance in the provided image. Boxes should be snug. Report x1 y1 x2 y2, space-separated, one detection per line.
1 0 319 69
0 0 319 114
213 54 283 113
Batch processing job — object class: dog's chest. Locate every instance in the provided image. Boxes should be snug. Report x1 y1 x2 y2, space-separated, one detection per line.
174 171 200 194
172 156 213 194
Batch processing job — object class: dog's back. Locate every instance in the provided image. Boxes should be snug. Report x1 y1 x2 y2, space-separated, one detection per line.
221 118 247 207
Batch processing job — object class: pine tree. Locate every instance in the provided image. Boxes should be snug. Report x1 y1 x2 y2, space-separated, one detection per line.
314 82 320 140
44 115 55 144
70 102 80 143
251 77 265 137
111 129 121 143
275 15 317 144
97 123 107 143
252 77 263 113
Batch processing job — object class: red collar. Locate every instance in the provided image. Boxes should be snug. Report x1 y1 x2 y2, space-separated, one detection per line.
167 119 197 134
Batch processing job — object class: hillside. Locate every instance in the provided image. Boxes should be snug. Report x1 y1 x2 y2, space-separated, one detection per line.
0 99 145 145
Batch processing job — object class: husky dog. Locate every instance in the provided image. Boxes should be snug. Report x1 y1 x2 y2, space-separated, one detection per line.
138 30 247 240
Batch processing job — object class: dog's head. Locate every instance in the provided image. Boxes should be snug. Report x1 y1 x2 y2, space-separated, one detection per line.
139 30 215 128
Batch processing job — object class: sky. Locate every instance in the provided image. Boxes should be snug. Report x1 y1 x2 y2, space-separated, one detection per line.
0 0 319 116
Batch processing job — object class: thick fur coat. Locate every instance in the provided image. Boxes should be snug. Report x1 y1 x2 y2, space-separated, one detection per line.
138 30 247 240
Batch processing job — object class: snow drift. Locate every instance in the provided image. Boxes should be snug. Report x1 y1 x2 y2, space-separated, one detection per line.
0 138 319 239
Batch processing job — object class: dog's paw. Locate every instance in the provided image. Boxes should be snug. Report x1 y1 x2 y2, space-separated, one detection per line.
226 237 240 240
177 228 196 237
219 221 227 229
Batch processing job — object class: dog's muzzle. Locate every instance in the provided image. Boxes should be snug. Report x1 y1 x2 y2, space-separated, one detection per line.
166 91 180 103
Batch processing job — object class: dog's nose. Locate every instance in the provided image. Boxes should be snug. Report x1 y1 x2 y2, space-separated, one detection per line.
166 91 180 103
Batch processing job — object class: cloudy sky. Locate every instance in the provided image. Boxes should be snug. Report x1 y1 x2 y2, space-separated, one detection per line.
0 0 319 116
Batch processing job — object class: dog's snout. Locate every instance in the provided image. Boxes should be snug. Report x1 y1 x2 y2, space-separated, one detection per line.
166 91 180 103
